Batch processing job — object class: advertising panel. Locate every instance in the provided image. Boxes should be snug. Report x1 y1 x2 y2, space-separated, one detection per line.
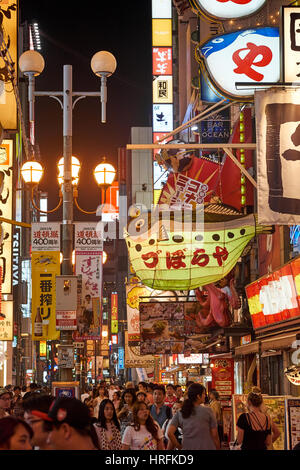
124 331 155 368
211 358 234 402
246 256 300 330
0 300 13 341
0 1 18 130
52 381 79 399
153 75 173 104
256 87 300 224
191 0 266 20
200 108 230 144
126 281 152 345
282 6 300 84
140 301 185 355
111 292 118 334
285 398 300 450
31 251 60 341
153 48 172 75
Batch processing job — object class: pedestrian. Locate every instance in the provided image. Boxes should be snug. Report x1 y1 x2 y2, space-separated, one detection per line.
11 386 23 418
125 381 134 389
236 389 272 450
45 397 99 450
165 384 177 408
138 381 153 405
22 383 39 401
94 399 122 450
209 389 223 443
0 387 12 418
136 391 147 403
164 400 183 450
93 385 107 419
112 391 121 412
22 393 55 450
167 383 220 450
121 401 164 450
175 385 184 402
0 416 33 450
150 385 172 429
81 385 91 403
117 388 137 436
108 384 118 401
252 386 280 449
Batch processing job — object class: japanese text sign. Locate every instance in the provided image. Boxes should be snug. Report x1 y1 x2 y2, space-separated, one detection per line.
31 223 60 251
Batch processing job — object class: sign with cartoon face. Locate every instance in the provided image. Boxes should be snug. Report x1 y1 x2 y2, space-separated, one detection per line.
199 27 280 101
256 88 300 224
192 0 266 20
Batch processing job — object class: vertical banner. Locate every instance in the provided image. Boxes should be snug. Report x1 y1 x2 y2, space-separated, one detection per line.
31 223 61 341
211 357 234 406
111 292 118 334
74 223 103 340
126 280 152 345
256 88 300 224
0 1 18 130
0 140 13 294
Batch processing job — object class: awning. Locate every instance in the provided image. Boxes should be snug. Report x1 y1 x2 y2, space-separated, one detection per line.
234 331 300 356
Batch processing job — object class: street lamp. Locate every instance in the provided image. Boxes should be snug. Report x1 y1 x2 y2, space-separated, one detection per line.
19 48 117 383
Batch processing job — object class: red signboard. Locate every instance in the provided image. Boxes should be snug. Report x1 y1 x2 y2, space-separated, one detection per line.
246 256 300 330
211 357 234 402
153 47 172 75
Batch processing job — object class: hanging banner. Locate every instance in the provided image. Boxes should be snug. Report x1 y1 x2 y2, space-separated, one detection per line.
256 87 300 224
0 301 13 341
0 140 13 294
126 281 152 345
31 223 60 251
31 251 60 341
111 292 118 334
74 223 102 340
0 1 18 130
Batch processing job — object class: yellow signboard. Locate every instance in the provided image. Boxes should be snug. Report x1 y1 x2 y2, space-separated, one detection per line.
39 340 47 357
152 19 172 46
31 251 60 341
0 1 18 130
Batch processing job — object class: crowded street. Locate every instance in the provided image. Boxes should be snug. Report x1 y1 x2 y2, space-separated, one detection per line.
1 0 300 458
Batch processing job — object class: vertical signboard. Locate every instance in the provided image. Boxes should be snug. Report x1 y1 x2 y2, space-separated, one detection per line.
74 223 102 340
152 0 173 202
111 292 118 334
31 223 60 341
281 6 300 84
0 1 18 130
211 357 234 406
0 140 13 294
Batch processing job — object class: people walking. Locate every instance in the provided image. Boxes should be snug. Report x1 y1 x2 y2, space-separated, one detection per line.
22 393 55 450
121 401 164 450
0 416 33 450
164 384 177 408
45 397 99 450
117 388 137 436
0 387 12 419
209 389 223 444
93 385 108 419
236 389 272 450
94 399 122 450
167 383 220 450
150 385 172 429
11 386 23 418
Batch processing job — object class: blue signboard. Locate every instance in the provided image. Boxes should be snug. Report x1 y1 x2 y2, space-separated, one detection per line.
118 348 124 370
200 107 230 144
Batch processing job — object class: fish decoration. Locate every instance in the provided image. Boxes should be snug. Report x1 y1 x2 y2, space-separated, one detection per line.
124 204 273 290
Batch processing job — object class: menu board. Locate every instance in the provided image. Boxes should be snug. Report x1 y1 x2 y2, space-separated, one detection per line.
232 394 286 450
140 301 185 354
286 398 300 450
211 358 234 402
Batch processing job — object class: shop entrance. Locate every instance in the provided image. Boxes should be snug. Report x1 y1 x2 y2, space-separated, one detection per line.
260 354 284 396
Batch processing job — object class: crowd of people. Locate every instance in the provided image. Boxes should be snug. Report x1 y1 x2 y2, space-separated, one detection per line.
0 380 295 451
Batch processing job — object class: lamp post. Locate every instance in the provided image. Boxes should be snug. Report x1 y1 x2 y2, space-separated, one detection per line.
19 49 117 382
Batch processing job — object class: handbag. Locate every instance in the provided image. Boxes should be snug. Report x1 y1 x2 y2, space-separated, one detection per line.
229 439 242 450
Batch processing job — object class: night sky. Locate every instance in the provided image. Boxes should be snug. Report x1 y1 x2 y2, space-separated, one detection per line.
19 0 152 220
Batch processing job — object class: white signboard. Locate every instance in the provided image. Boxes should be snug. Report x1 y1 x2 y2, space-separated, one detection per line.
200 27 280 100
56 310 77 330
152 0 172 19
193 0 266 20
256 87 300 224
282 6 300 83
31 223 60 251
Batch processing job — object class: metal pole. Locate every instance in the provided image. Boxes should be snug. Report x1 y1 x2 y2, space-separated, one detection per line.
59 65 74 382
100 76 107 123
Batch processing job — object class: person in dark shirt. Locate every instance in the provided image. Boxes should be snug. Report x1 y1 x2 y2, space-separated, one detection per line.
236 390 272 450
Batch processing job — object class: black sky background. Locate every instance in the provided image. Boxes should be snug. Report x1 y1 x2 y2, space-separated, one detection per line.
19 0 152 221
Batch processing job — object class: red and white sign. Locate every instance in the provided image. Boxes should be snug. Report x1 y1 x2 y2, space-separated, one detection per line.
153 47 172 75
193 0 267 20
56 310 77 330
211 358 234 401
31 223 60 251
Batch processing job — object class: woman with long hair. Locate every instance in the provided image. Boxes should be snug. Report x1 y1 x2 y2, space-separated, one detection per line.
93 399 122 450
0 416 33 450
117 388 137 436
167 383 220 450
236 389 272 450
112 391 121 413
121 401 164 450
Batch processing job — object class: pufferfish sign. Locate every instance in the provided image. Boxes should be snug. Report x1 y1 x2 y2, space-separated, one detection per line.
199 27 280 101
191 0 267 20
124 206 273 291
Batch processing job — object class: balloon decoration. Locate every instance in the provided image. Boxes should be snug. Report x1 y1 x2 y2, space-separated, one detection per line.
124 204 273 291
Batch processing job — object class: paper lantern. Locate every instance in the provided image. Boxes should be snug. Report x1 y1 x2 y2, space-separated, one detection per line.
124 205 273 290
